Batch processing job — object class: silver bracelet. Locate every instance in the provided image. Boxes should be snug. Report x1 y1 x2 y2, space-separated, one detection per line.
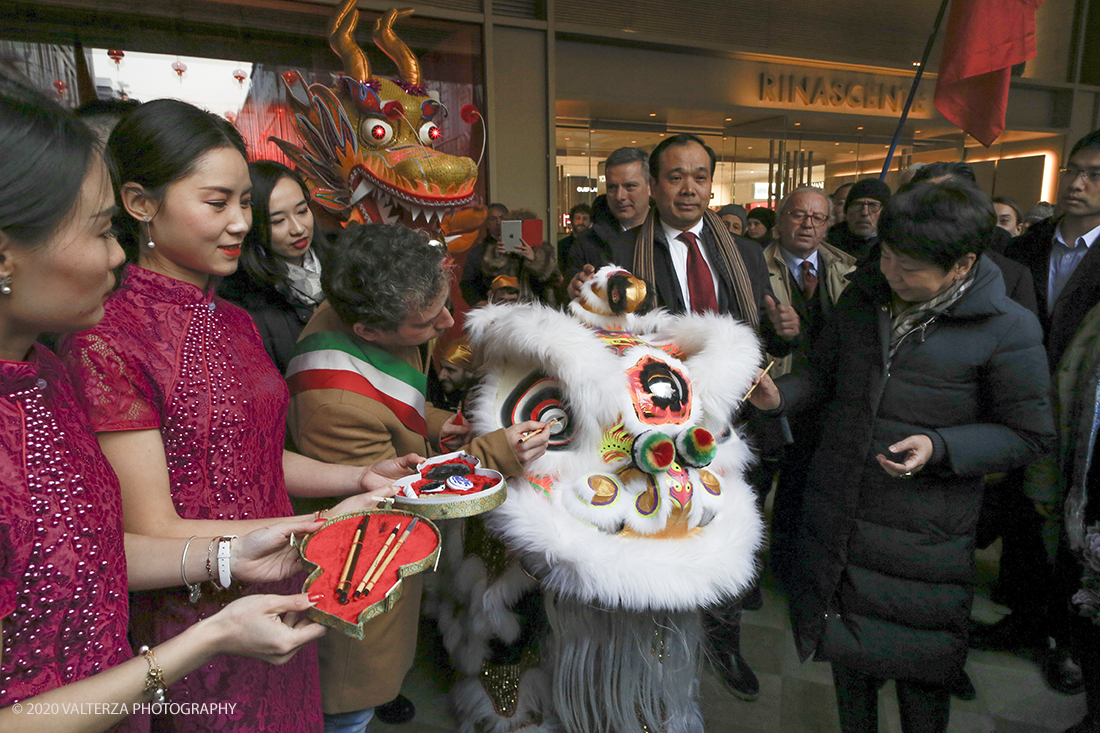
181 536 201 603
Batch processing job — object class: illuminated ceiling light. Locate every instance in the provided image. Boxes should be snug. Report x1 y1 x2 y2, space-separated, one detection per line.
794 122 801 126
834 142 840 145
857 126 864 130
631 140 637 143
659 133 665 137
565 137 570 140
649 113 656 117
914 130 922 134
848 150 855 153
912 61 921 66
725 117 732 121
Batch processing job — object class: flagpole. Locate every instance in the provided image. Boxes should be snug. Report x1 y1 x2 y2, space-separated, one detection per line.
879 0 952 180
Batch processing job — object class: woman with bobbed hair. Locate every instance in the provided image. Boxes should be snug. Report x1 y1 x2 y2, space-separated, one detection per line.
59 99 418 732
750 181 1054 732
0 78 331 732
218 161 324 374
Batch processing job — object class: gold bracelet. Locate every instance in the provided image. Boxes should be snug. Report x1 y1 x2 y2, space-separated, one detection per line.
139 645 167 703
206 538 218 583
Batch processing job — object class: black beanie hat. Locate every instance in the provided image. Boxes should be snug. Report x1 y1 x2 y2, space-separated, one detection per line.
746 207 776 229
717 203 747 225
845 178 891 211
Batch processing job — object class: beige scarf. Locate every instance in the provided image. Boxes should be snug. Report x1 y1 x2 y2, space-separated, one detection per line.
632 208 760 330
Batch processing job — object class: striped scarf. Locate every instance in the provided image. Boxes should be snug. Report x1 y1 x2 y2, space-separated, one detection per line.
632 208 760 330
286 331 428 437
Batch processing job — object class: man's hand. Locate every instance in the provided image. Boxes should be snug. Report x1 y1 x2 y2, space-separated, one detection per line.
745 372 782 412
440 412 472 450
505 420 550 467
876 435 933 478
764 295 800 340
568 264 596 300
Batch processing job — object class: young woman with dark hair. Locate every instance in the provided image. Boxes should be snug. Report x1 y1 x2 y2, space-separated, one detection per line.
58 99 418 732
218 161 323 374
0 79 334 733
750 181 1054 733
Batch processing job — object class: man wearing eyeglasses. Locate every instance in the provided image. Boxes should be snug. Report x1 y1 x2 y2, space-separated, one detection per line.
1006 129 1100 372
826 177 891 262
990 130 1100 702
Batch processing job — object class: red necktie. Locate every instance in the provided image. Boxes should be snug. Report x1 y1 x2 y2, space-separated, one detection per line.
800 260 818 299
678 231 718 313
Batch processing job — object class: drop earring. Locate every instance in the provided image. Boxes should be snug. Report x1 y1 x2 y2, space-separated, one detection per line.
144 215 155 249
0 276 11 295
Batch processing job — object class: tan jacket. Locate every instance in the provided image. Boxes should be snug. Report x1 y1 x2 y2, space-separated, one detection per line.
763 240 856 377
288 301 523 713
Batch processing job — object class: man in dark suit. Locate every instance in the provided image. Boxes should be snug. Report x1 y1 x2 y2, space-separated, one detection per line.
976 130 1100 686
567 133 799 701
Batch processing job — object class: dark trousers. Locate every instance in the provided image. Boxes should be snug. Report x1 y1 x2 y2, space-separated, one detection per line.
832 665 950 733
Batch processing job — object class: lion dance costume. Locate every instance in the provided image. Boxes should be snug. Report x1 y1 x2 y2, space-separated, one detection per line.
437 267 765 732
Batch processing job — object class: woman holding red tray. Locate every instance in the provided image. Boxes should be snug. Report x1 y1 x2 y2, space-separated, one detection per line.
0 76 344 732
59 99 418 732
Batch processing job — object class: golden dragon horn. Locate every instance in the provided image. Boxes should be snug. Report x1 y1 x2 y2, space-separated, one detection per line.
326 0 371 81
373 8 422 87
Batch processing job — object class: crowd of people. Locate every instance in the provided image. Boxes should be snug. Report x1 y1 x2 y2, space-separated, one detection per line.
2 62 1100 733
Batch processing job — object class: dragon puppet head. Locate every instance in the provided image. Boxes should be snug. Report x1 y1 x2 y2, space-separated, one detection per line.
272 6 480 230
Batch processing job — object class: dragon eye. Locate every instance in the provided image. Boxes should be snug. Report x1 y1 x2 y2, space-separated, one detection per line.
362 118 393 146
419 121 441 146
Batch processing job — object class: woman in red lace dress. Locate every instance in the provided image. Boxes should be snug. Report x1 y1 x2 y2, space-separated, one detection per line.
0 77 338 733
60 100 415 732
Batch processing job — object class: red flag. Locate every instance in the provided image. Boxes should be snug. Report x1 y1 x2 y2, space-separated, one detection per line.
933 0 1044 147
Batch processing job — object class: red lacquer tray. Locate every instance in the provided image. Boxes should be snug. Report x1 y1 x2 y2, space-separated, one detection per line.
297 509 441 639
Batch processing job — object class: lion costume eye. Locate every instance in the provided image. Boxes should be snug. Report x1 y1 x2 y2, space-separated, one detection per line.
418 121 442 146
361 118 394 146
501 372 574 450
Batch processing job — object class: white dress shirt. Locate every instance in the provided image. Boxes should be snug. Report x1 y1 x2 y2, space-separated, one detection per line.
661 218 720 311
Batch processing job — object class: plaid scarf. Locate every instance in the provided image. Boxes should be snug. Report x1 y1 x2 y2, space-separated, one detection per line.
889 267 975 350
632 208 760 330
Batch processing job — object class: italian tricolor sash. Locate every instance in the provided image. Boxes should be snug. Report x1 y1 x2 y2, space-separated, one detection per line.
286 331 428 437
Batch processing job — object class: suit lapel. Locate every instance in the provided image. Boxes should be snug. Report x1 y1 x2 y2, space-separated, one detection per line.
650 228 687 313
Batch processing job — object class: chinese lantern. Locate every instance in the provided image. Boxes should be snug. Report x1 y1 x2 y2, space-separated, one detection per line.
232 68 247 86
107 49 124 70
171 61 187 80
53 79 68 98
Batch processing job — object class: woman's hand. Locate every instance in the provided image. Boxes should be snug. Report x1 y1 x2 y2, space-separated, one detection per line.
231 517 322 583
439 412 472 450
359 454 421 493
203 593 326 665
515 242 535 261
746 372 782 411
876 435 934 478
505 420 550 466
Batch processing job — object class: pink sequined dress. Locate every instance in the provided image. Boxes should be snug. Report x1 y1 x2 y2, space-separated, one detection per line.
0 346 143 732
60 266 323 733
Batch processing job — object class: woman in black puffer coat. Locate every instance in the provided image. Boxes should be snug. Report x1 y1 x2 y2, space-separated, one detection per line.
219 161 325 374
751 180 1055 733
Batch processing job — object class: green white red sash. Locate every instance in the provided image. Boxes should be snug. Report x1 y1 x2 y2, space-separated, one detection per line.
286 331 428 437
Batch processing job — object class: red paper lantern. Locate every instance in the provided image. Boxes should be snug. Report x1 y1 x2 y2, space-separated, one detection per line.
232 68 247 85
53 79 68 96
107 49 124 67
171 61 187 79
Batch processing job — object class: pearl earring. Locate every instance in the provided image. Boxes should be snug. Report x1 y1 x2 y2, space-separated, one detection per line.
0 276 10 295
143 215 155 249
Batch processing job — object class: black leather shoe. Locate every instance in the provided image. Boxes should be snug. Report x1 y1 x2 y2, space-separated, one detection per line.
1043 648 1085 696
742 585 763 612
950 671 976 701
375 694 416 725
712 651 760 701
968 613 1046 652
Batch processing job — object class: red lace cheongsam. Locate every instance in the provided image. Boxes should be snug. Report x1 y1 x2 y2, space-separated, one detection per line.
61 267 322 732
0 346 143 732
